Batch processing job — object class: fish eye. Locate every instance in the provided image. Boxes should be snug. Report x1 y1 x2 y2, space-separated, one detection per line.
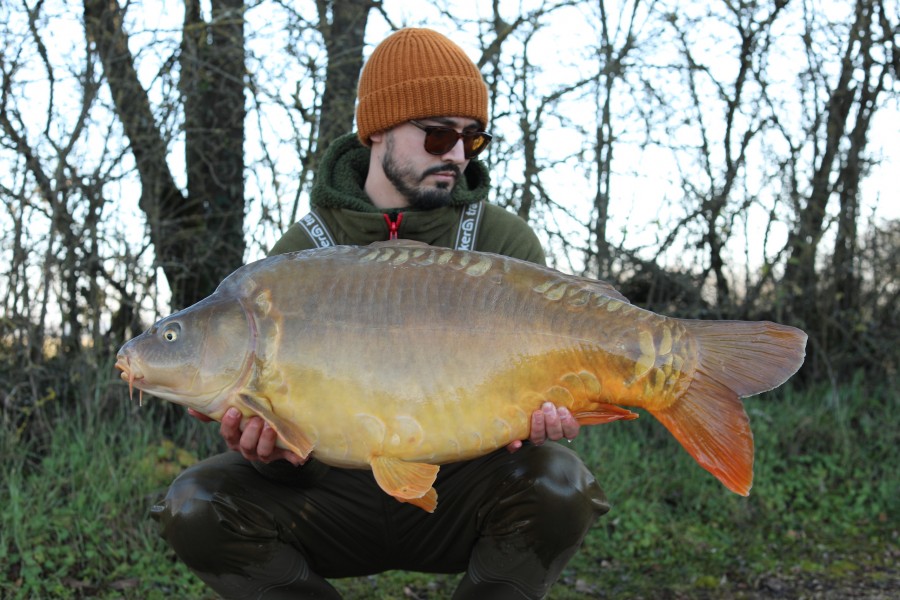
162 323 181 342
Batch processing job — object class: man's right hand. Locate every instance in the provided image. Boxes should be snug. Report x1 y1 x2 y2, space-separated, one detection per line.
189 407 306 466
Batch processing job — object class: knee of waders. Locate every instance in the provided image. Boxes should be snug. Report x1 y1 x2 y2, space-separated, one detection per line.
499 443 610 539
151 467 279 574
462 446 610 600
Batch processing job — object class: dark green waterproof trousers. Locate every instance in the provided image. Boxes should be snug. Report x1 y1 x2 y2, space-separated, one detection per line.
152 442 608 599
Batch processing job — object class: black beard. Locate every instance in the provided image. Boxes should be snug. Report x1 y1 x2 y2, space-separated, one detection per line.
382 143 461 210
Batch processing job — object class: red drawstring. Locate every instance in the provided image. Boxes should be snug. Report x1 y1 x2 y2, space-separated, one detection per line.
383 212 403 240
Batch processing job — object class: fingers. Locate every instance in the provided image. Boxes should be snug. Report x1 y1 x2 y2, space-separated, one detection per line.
529 402 581 445
239 416 265 457
559 406 580 440
541 402 564 441
220 407 244 452
255 422 279 459
218 407 306 465
506 439 524 453
530 406 547 445
278 449 307 467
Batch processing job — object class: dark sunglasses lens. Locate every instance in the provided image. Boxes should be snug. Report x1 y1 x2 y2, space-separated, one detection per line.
421 125 492 158
424 128 460 154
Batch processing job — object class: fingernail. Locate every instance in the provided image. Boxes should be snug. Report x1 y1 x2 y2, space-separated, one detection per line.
559 407 570 417
226 407 240 419
543 402 554 412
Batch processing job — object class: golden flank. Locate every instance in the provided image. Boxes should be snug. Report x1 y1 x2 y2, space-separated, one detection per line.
116 241 807 512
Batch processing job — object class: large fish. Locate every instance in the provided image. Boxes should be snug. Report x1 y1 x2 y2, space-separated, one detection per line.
116 241 806 512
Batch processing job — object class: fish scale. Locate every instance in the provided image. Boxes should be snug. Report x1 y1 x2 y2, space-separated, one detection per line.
116 240 807 512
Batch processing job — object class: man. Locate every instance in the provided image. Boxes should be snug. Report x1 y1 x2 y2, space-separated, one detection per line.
153 28 608 599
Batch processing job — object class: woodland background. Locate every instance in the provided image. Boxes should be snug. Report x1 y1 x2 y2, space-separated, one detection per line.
1 0 898 598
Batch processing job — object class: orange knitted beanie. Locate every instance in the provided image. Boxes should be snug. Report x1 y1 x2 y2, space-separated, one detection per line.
356 28 489 145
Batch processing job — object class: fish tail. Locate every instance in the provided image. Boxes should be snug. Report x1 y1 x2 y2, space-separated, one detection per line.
647 320 807 495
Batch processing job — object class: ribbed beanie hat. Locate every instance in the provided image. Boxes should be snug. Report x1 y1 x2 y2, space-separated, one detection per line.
356 28 489 145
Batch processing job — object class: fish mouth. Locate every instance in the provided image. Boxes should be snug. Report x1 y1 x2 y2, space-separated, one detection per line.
115 354 145 405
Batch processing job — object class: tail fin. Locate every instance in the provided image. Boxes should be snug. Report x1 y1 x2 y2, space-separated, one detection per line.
648 320 807 495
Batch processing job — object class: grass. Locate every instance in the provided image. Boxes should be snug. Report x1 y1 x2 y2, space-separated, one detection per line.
1 374 897 599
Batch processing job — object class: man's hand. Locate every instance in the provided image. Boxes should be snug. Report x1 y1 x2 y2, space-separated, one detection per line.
189 407 306 466
506 402 581 453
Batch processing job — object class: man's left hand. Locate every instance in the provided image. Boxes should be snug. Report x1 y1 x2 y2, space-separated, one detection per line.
506 402 580 453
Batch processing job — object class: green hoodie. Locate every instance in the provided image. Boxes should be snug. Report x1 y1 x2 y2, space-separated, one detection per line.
269 133 545 265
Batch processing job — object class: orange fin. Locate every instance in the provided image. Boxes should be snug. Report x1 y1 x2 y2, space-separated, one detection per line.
649 320 807 495
574 403 639 425
682 320 807 396
370 456 440 513
237 393 316 459
651 374 754 495
399 487 438 512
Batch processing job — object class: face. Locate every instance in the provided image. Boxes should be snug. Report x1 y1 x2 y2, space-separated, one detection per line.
374 117 481 210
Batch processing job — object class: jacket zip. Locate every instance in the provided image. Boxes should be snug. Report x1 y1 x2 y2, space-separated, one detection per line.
383 211 404 240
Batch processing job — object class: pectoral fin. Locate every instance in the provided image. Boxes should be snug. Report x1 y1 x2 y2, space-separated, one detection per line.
370 456 440 513
574 403 640 425
237 393 316 459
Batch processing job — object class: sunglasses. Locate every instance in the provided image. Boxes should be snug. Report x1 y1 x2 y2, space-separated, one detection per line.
408 120 493 159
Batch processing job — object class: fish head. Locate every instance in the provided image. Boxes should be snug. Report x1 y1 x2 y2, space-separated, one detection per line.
115 295 253 412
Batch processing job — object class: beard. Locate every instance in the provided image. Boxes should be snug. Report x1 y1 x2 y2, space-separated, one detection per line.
382 137 461 210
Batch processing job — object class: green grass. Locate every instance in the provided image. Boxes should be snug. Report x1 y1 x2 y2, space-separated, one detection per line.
1 375 897 598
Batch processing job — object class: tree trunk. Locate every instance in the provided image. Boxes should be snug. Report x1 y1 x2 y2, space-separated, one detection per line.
782 0 866 323
84 0 185 292
314 0 370 166
180 0 247 308
85 0 246 309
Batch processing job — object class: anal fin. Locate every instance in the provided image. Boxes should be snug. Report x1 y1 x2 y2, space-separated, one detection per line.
370 456 440 513
574 403 640 425
400 488 438 512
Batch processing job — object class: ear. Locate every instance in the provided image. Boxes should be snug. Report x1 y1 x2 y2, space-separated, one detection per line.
370 130 384 144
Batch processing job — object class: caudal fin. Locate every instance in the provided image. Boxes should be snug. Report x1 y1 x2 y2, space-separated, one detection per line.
648 320 807 495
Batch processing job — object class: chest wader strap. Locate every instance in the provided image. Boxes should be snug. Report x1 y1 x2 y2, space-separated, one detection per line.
453 201 484 251
298 210 336 248
297 202 485 250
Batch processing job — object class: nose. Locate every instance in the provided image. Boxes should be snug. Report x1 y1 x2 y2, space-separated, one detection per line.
440 137 467 163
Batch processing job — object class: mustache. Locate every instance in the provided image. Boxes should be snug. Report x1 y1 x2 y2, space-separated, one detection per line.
420 164 461 181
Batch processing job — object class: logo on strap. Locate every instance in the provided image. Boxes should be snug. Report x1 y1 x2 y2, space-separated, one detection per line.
455 202 484 251
298 210 336 248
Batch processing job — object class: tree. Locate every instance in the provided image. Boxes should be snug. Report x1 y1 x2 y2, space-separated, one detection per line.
583 0 650 279
314 0 371 170
84 0 247 310
780 0 897 373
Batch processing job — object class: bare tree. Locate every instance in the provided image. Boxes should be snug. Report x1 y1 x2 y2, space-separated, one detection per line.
0 0 152 423
315 0 371 168
583 0 652 279
648 1 789 312
778 0 897 373
84 0 246 309
463 0 598 273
